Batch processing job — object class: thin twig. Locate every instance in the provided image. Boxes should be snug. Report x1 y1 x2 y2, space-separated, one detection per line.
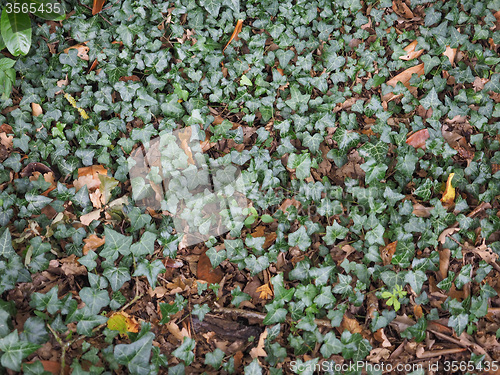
210 306 333 329
47 323 68 375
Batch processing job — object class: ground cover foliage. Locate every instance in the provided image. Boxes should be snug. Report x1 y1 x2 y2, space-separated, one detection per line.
1 0 500 373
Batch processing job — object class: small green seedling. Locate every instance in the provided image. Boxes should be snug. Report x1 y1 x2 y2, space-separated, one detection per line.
381 285 407 312
243 207 274 227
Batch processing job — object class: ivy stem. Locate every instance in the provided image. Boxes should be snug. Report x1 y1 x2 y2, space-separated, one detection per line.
46 323 68 375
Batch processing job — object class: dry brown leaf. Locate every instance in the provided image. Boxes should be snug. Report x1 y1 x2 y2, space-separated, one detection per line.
279 198 301 213
367 348 391 363
374 328 392 348
31 103 43 117
80 209 101 226
440 173 456 206
164 258 183 268
57 75 69 88
64 43 90 61
443 45 457 65
438 248 450 281
92 0 106 15
197 251 223 284
438 227 459 244
119 75 141 82
166 321 191 341
412 203 434 218
380 241 397 266
256 283 273 300
249 329 267 358
60 255 87 276
83 233 105 255
400 40 424 61
383 63 425 101
223 19 244 53
0 132 13 149
74 165 107 191
406 128 430 149
341 314 362 334
178 127 195 164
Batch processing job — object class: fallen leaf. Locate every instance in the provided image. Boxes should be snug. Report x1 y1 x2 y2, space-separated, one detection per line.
438 227 459 245
74 165 108 191
197 251 223 284
414 305 424 319
178 127 195 164
256 283 273 300
64 43 89 61
164 258 183 268
380 241 397 266
83 234 105 255
443 45 457 66
400 40 424 61
250 329 267 358
440 173 455 206
341 314 362 334
119 75 141 82
60 255 87 276
406 128 430 149
374 328 392 348
107 312 140 335
223 19 244 52
383 63 425 101
80 209 101 226
92 0 106 15
166 321 191 341
31 103 43 117
412 203 434 218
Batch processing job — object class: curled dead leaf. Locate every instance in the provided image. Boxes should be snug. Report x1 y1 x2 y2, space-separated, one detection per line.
341 314 362 334
380 241 397 266
64 43 90 61
443 45 457 65
83 233 105 255
249 329 267 358
223 19 244 53
197 251 223 284
256 283 274 300
438 227 459 245
406 128 430 149
440 173 455 206
107 312 140 334
400 40 424 61
383 63 425 101
31 103 43 117
412 203 434 218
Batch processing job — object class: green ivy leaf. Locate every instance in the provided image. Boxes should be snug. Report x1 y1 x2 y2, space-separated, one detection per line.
323 221 348 245
288 226 311 251
103 266 132 291
172 337 196 366
0 330 40 371
114 331 155 375
100 228 133 260
133 259 165 289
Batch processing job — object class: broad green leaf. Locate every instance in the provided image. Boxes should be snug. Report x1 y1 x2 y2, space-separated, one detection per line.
1 9 31 56
205 348 225 369
323 221 348 245
205 247 226 268
288 226 311 251
263 303 287 325
130 231 156 257
100 228 133 260
320 331 342 357
0 228 14 257
172 337 196 365
133 259 165 289
103 266 132 291
0 330 40 371
79 287 110 315
287 153 311 180
115 331 155 375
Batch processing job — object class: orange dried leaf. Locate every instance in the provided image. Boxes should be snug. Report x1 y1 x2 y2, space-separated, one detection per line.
107 312 140 334
441 173 455 206
380 241 397 266
341 314 362 334
443 45 457 65
74 165 107 191
92 0 106 15
64 43 89 61
399 40 424 61
256 283 274 300
31 103 43 117
197 252 223 284
83 234 105 255
406 128 430 149
223 19 244 52
383 63 425 101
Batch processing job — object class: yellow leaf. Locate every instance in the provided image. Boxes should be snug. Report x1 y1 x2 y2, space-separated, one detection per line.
256 283 273 300
441 173 455 206
107 312 140 335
